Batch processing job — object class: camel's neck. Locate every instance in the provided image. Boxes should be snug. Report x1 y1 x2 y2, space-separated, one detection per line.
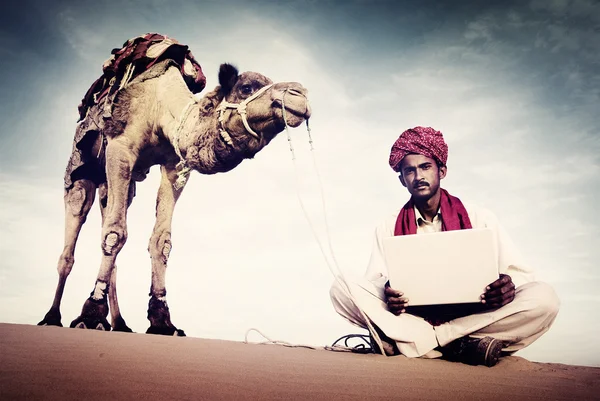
167 98 258 175
179 107 253 174
157 68 264 174
166 98 201 161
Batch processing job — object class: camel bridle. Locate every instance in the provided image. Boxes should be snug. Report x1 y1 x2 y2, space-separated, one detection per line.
216 83 274 146
171 83 306 190
171 83 274 189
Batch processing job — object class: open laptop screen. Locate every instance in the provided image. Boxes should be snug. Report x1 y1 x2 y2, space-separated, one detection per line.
382 228 498 306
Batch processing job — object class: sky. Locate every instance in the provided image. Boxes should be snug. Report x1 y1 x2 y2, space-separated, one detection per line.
0 0 599 367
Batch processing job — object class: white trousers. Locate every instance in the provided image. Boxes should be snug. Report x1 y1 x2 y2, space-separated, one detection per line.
330 279 560 358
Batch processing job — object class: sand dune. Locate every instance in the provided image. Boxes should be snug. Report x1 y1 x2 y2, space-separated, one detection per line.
0 323 598 400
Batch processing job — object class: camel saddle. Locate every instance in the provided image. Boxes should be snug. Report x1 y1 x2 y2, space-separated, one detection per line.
77 33 206 121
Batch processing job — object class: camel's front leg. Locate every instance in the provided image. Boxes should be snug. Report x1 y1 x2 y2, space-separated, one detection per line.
146 165 187 336
99 181 136 332
70 140 135 331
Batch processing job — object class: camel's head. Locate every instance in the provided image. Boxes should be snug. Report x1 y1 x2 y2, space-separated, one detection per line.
215 64 311 149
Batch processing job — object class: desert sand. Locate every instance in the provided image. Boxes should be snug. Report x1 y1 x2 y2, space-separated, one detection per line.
0 323 598 400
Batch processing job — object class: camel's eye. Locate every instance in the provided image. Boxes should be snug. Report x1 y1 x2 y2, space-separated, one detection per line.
240 84 253 96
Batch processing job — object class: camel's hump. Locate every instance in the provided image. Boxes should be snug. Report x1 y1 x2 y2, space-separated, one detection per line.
77 33 206 122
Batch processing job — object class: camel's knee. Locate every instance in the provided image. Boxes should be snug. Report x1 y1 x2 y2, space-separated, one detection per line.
66 180 95 217
149 231 172 263
102 228 128 256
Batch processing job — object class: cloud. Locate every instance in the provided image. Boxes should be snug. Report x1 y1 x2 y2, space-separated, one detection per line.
1 0 599 365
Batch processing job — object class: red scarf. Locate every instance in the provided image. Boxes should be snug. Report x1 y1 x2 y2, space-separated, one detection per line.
394 188 472 235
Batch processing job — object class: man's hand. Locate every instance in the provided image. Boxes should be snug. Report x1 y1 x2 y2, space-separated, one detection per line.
384 283 409 315
481 274 515 308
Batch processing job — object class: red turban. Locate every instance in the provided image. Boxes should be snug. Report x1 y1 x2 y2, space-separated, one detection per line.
389 126 448 172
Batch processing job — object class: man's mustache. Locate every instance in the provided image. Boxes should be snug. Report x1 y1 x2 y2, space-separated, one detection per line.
414 181 429 188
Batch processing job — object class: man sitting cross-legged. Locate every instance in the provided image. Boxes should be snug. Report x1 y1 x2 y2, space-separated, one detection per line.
330 126 560 367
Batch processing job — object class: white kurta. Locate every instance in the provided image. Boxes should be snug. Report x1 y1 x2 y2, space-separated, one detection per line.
330 203 559 357
365 204 535 296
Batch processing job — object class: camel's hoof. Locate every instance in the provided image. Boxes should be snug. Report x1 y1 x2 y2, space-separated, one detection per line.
38 308 63 327
112 316 134 333
69 297 110 331
146 295 185 337
146 325 186 337
70 316 111 331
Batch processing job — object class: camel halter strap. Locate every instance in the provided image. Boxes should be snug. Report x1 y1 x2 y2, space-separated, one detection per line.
216 83 274 145
172 96 198 190
171 84 274 190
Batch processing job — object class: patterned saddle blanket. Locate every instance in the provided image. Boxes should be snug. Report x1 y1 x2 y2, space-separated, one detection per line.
78 32 206 121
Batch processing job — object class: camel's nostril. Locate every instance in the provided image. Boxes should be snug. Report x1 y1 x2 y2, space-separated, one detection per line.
286 88 304 97
276 82 307 96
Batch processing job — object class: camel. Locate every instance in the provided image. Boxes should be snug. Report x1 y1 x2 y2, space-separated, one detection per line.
38 42 311 336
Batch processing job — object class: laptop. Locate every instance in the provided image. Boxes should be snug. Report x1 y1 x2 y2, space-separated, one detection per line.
382 228 498 306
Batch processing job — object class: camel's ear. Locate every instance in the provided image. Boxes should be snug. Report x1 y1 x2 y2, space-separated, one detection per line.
218 63 239 94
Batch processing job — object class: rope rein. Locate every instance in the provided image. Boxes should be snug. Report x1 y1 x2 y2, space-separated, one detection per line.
248 90 387 355
172 96 198 190
217 84 274 140
244 328 375 353
172 85 385 354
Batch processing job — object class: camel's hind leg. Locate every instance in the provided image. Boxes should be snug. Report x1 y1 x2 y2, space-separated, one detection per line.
70 139 134 331
98 181 134 332
38 179 97 327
